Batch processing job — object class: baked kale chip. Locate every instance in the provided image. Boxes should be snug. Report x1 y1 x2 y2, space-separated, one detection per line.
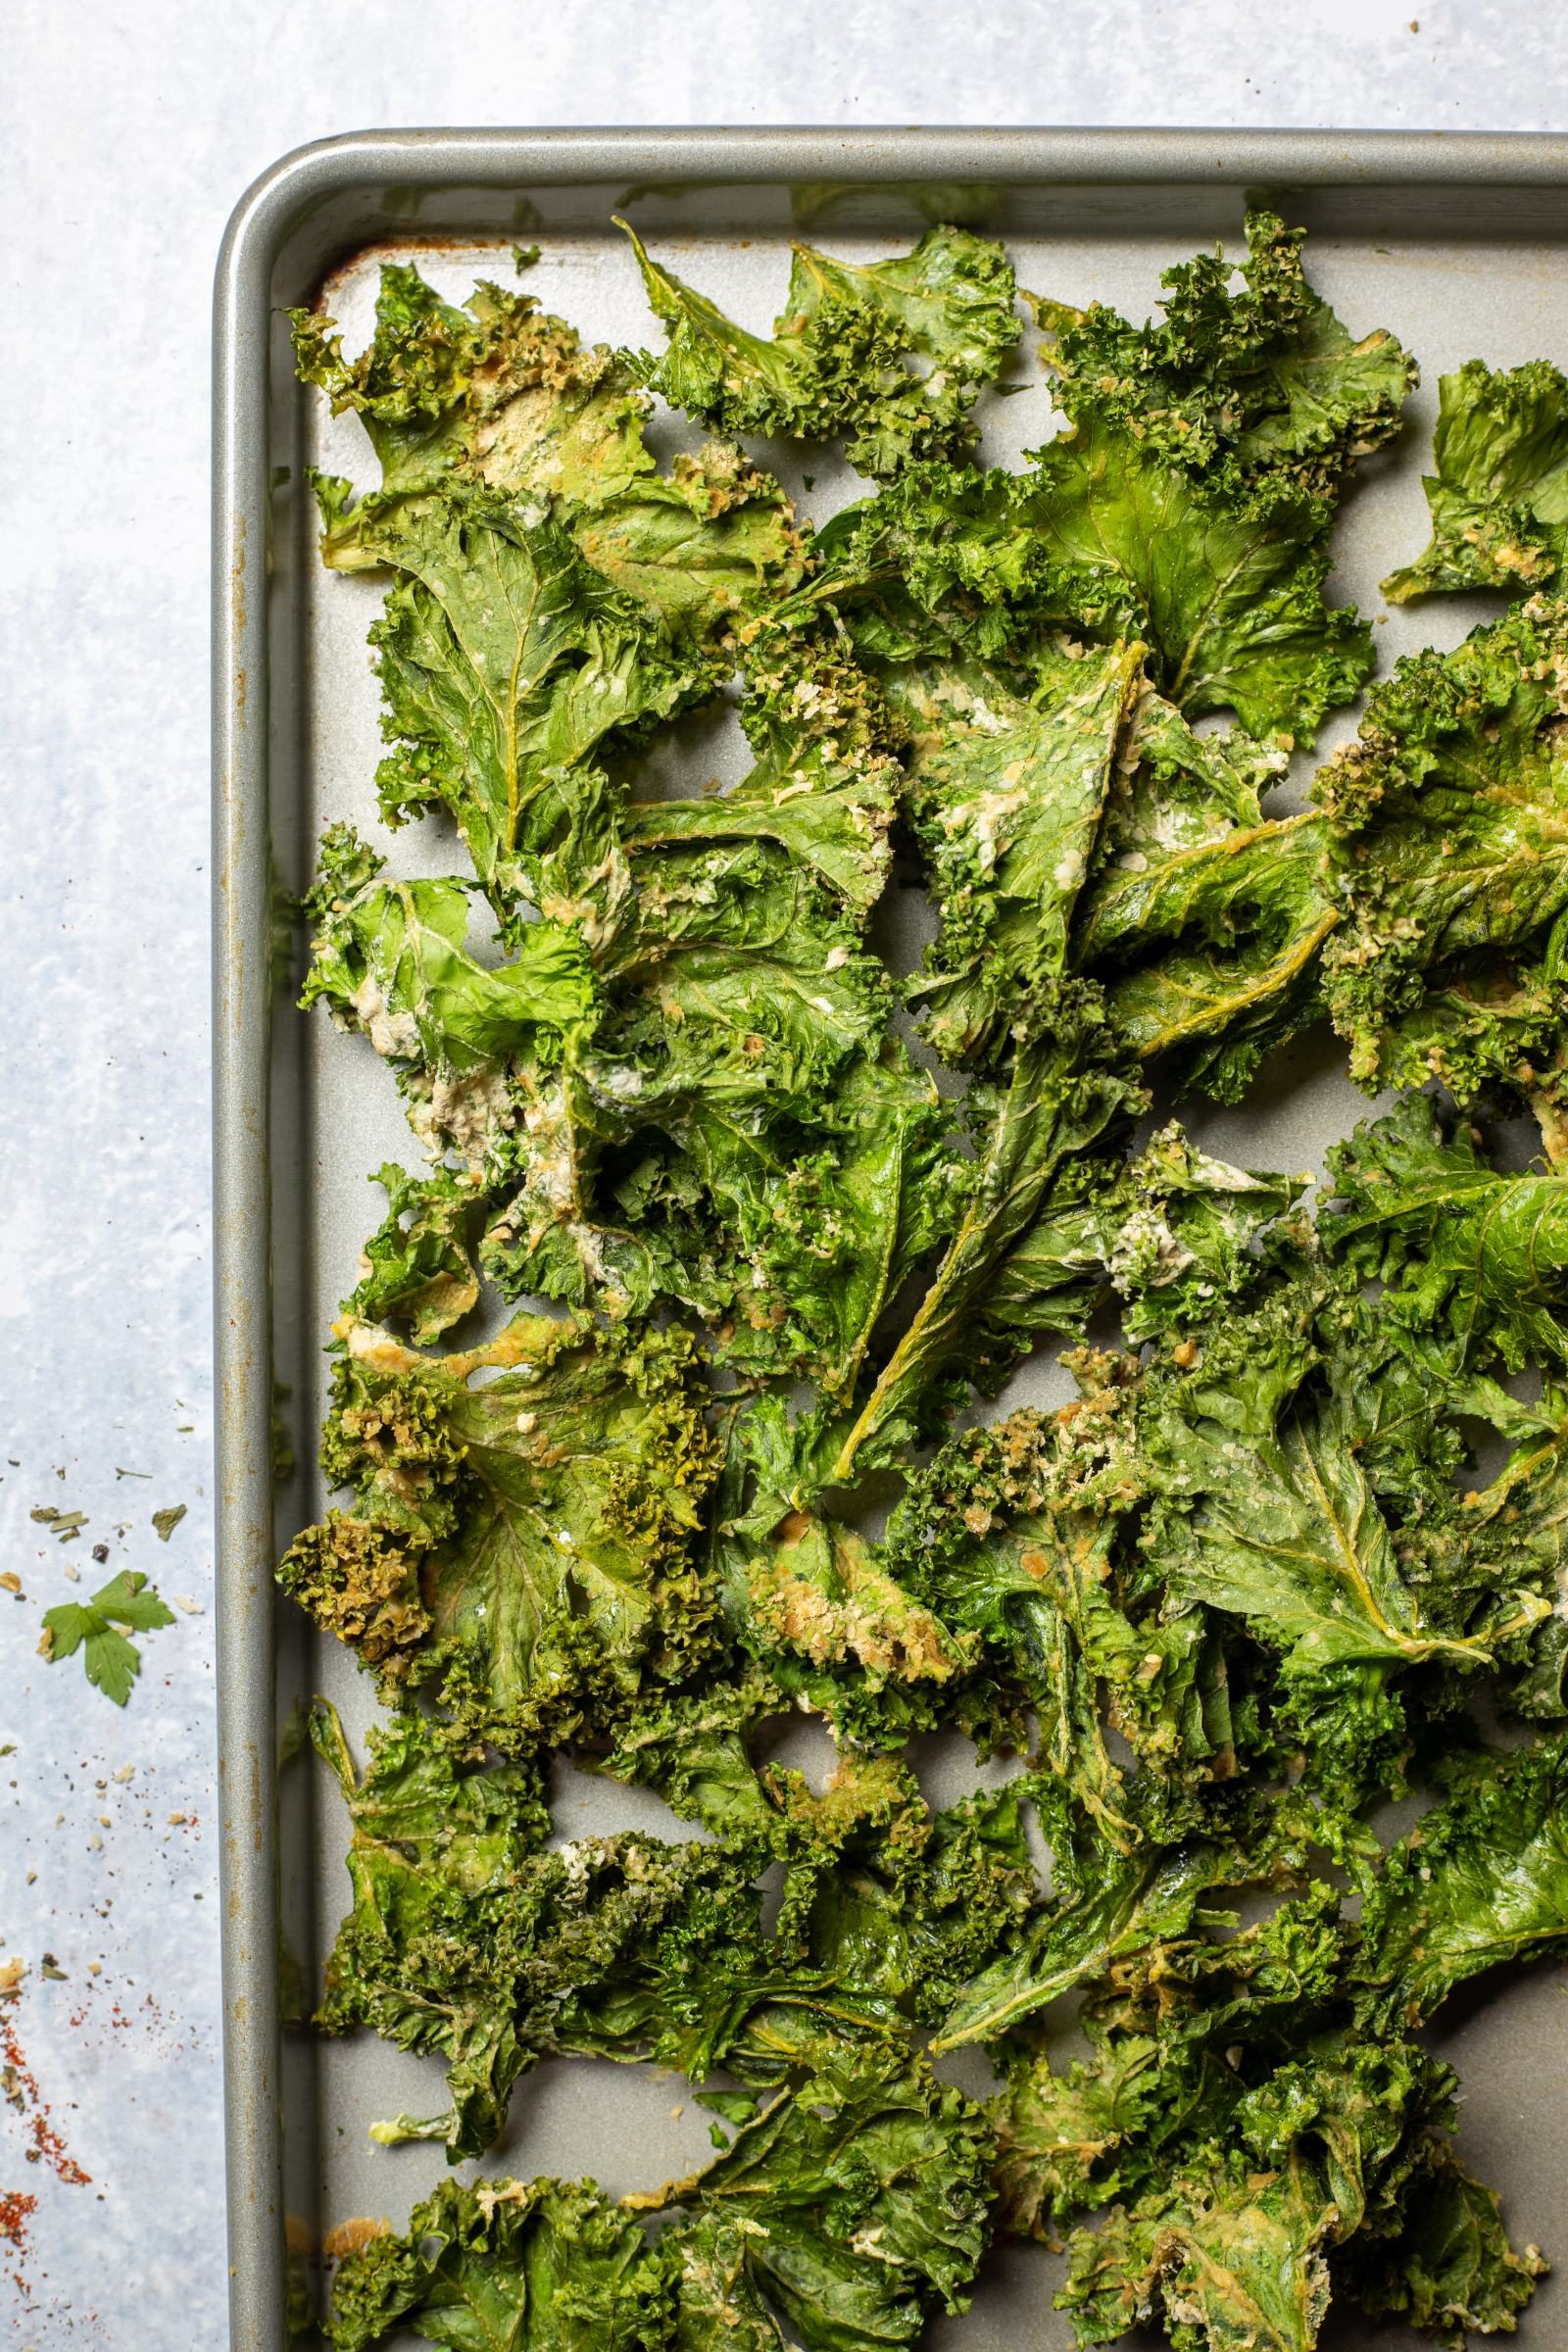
1322 1094 1568 1370
1034 206 1416 518
325 2174 671 2352
279 1313 719 1747
1316 593 1568 1150
1385 357 1568 602
619 220 1021 479
815 440 1374 743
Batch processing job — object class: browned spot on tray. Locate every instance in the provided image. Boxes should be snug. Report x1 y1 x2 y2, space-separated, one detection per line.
325 2216 394 2261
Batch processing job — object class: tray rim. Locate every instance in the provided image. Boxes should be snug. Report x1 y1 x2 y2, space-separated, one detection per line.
212 122 1568 2351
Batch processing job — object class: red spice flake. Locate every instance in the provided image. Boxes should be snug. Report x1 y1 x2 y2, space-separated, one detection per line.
0 2000 91 2188
1 2186 37 2293
0 2189 36 2242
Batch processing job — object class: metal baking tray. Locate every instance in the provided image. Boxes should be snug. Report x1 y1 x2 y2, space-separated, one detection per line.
214 128 1568 2351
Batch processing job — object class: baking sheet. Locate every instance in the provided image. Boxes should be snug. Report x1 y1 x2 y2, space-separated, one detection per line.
215 129 1568 2352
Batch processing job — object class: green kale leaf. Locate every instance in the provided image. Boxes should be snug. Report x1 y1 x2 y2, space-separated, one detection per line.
886 1380 1235 1842
828 991 1145 1478
325 2174 670 2352
879 638 1147 1063
295 263 806 626
363 493 699 918
1384 357 1568 602
639 2048 998 2352
1343 2141 1547 2341
1316 594 1568 1147
729 1507 976 1744
278 1313 719 1747
817 427 1373 741
292 264 655 556
343 1162 481 1345
620 221 1020 478
931 1837 1233 2052
1445 1400 1568 1720
1034 206 1415 516
1357 1733 1568 2023
1322 1093 1568 1370
310 1701 550 2158
1073 809 1336 1101
1143 1287 1493 1679
302 821 596 1163
313 1705 1033 2157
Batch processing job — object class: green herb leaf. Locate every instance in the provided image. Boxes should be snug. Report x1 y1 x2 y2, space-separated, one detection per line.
39 1570 174 1705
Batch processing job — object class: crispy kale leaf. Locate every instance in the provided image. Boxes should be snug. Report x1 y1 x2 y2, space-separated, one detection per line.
344 1162 480 1345
996 1870 1548 2351
1075 809 1335 1101
326 2056 996 2352
1344 2141 1547 2341
301 624 956 1393
1322 1094 1568 1370
1054 2038 1441 2352
886 1379 1234 1847
1069 671 1330 1099
1005 425 1376 737
725 1504 977 1745
620 221 1020 478
867 621 1329 1095
549 1757 1034 2093
278 1314 718 1746
574 813 950 1393
302 821 596 1166
1097 1123 1308 1341
1446 1400 1568 1720
1385 357 1568 602
325 2174 669 2352
1143 1284 1493 1678
879 638 1146 1063
639 2048 998 2352
314 1702 1035 2158
488 857 952 1393
362 491 705 919
829 992 1145 1477
1035 206 1415 516
933 1838 1239 2056
310 1701 550 2157
1358 1733 1568 2023
296 262 804 618
1316 594 1568 1147
292 265 655 553
818 428 1373 742
297 262 803 926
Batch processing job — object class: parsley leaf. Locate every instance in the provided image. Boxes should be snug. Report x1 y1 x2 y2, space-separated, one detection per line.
39 1570 174 1704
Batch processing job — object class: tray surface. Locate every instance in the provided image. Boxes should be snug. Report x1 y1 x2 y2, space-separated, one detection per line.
214 128 1568 2352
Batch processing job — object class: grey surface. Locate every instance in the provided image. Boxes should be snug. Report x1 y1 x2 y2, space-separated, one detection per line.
218 134 1568 2351
8 6 1568 2346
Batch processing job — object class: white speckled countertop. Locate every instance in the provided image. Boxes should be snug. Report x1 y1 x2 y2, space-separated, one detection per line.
4 2 1568 2343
